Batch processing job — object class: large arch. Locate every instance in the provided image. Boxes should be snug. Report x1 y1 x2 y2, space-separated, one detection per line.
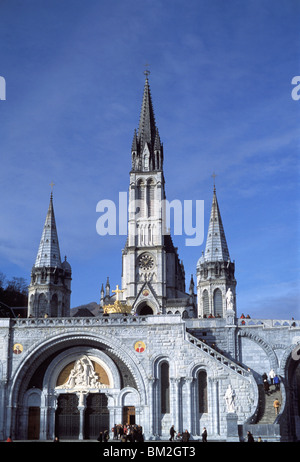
238 330 279 379
7 331 148 439
277 343 300 440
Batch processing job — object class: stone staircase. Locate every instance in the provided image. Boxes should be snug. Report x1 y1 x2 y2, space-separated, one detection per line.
256 384 282 424
186 332 250 377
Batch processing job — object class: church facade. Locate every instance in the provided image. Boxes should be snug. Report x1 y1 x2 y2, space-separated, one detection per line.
0 76 299 442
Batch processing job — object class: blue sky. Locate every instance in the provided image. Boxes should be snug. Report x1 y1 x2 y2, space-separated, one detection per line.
0 0 299 319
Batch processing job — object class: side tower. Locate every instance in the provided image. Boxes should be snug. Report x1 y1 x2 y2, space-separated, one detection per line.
121 74 186 314
196 186 236 318
27 193 72 317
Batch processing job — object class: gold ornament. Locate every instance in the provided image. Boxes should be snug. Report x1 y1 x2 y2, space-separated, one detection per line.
103 285 132 314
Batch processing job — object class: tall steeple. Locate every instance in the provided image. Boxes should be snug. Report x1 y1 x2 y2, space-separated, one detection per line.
138 75 157 148
27 192 72 318
131 73 163 172
34 192 62 268
196 185 236 318
121 74 190 316
203 186 230 263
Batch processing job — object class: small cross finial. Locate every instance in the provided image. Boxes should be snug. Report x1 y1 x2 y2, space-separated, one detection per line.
50 181 55 192
211 172 217 190
144 63 150 79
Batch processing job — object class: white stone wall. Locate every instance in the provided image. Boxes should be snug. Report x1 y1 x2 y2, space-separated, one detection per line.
0 315 298 440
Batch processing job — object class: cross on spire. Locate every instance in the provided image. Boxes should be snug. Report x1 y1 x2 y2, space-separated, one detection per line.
144 63 150 79
211 172 217 191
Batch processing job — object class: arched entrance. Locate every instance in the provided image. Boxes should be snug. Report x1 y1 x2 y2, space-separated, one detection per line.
285 347 300 440
139 304 154 315
84 393 109 439
123 406 136 425
10 333 147 440
55 394 79 440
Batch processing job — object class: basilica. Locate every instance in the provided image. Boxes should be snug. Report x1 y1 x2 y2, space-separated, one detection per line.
0 75 299 442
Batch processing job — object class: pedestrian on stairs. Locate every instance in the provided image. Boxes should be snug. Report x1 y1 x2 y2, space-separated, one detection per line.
263 379 270 395
269 369 275 385
274 374 280 391
273 398 281 415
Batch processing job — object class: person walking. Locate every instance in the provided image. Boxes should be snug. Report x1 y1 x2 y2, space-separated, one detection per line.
273 398 281 415
201 427 207 442
169 425 176 441
274 375 280 391
182 429 190 442
103 429 110 442
113 424 118 440
269 369 275 385
247 431 254 442
263 379 270 395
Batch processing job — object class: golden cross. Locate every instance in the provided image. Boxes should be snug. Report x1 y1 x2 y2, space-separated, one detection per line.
50 181 55 192
112 284 125 301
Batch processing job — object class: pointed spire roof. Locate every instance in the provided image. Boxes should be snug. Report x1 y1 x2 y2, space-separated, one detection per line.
137 76 157 149
204 187 230 262
34 193 62 268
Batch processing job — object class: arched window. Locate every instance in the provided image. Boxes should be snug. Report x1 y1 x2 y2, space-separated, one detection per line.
213 288 223 317
50 294 58 317
148 225 152 245
198 370 208 413
147 179 155 217
202 290 209 317
38 293 47 317
160 362 170 414
136 180 145 217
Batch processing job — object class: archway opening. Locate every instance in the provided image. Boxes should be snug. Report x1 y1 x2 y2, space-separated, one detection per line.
123 406 136 425
28 407 40 440
55 394 79 440
139 304 154 315
84 393 109 439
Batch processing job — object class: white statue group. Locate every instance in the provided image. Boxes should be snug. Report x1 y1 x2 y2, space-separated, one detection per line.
56 355 108 390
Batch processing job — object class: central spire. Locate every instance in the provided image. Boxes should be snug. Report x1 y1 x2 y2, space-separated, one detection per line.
138 76 157 148
131 74 163 172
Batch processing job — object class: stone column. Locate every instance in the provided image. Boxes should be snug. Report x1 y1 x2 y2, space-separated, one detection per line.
184 378 193 435
47 392 58 440
209 378 220 437
39 405 47 440
170 378 181 433
148 377 156 438
18 405 27 440
77 392 87 440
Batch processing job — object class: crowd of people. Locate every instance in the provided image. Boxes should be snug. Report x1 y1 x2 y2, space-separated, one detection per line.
262 369 281 395
169 425 207 442
96 424 145 442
